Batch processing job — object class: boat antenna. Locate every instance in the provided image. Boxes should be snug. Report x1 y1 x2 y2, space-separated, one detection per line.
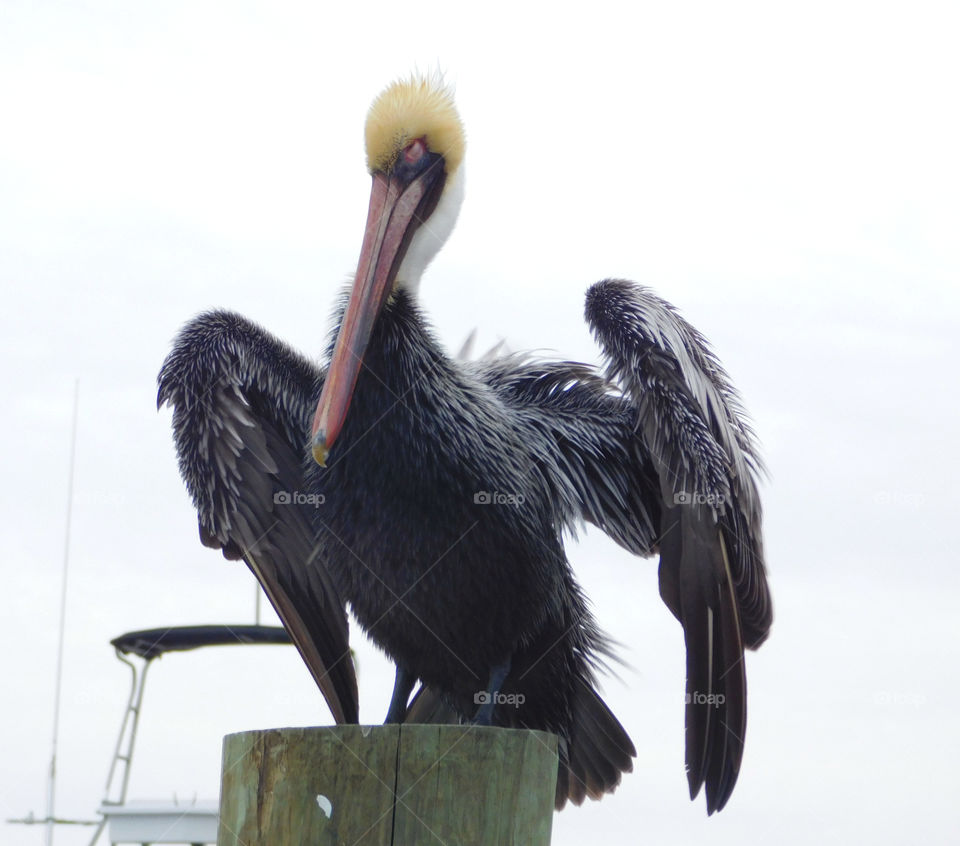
45 379 79 846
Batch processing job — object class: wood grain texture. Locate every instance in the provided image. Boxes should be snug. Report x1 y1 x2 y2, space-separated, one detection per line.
218 725 558 845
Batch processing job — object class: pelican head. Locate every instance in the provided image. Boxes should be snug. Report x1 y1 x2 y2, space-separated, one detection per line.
365 74 465 181
311 74 466 465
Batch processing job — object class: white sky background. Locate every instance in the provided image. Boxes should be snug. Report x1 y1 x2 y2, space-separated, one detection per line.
2 1 958 844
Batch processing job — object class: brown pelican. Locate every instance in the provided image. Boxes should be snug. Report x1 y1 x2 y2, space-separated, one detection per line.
159 74 772 813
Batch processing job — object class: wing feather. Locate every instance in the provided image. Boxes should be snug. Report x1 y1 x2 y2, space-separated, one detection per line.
585 279 771 812
477 357 661 555
158 310 358 724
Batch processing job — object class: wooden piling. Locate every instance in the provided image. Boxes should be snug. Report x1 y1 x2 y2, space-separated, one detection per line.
218 725 558 845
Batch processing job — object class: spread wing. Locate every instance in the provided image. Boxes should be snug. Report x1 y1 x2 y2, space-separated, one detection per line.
158 310 358 723
478 279 771 812
585 279 771 812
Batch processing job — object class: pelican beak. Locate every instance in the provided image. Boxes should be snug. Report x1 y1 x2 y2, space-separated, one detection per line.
311 165 445 466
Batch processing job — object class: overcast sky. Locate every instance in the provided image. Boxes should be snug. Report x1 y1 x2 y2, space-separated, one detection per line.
2 2 958 844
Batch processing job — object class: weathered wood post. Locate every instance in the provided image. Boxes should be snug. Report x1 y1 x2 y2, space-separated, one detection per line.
218 725 558 845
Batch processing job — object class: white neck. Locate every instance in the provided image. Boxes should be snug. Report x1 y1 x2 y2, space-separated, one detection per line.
394 165 465 295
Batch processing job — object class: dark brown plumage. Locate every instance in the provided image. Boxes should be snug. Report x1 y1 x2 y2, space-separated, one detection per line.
158 74 772 813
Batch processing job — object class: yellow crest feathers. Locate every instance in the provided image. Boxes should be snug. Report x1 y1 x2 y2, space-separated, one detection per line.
365 73 465 176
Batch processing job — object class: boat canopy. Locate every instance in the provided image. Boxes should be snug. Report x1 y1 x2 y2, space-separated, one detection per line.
110 625 290 659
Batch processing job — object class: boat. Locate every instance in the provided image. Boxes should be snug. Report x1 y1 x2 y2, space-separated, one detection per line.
8 624 291 846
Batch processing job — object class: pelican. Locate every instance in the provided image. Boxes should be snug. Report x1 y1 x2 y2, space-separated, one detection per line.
158 74 772 813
